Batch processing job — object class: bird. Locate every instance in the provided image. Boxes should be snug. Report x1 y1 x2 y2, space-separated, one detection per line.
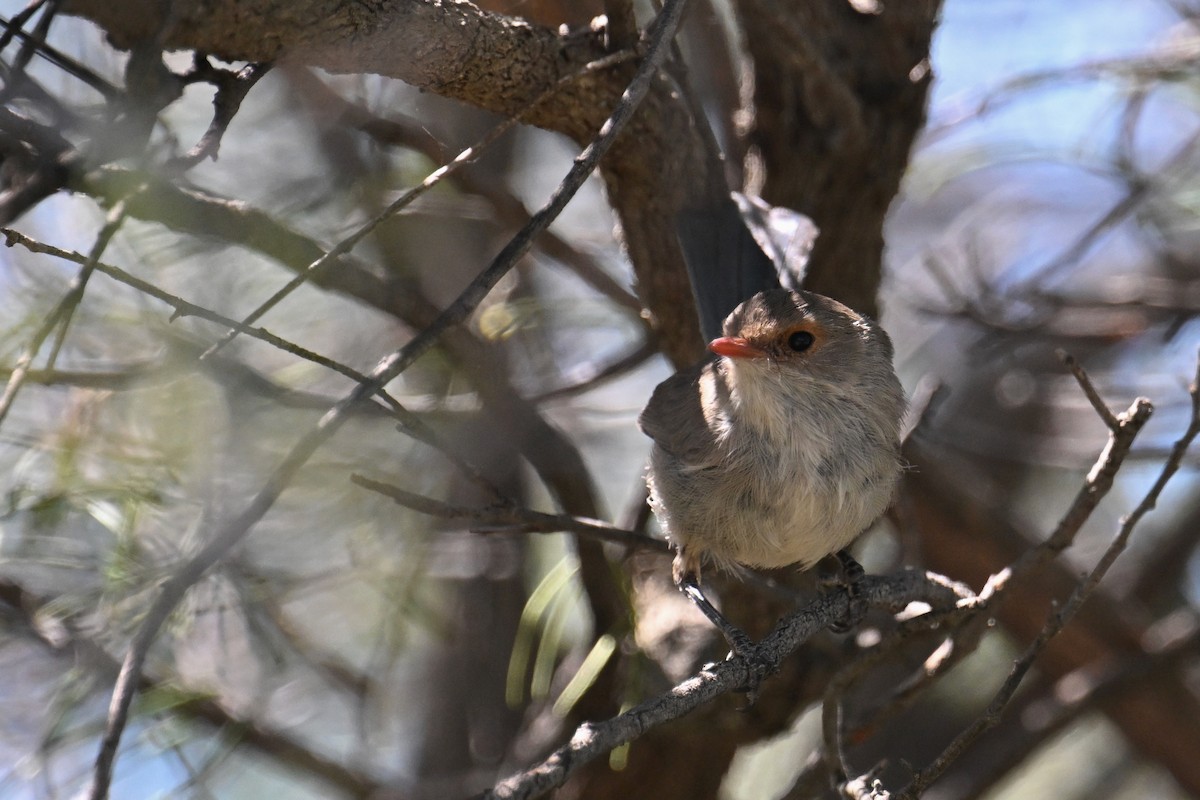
639 197 905 655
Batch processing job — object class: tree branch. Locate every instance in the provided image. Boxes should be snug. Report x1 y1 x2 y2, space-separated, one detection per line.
82 1 690 795
901 354 1200 797
483 570 965 800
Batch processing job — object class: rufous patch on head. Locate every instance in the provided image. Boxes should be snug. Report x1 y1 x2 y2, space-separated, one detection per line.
779 318 826 356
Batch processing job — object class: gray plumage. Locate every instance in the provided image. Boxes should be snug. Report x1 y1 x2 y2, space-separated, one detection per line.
639 288 904 584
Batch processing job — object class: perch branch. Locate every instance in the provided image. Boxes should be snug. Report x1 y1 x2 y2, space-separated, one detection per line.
482 570 966 800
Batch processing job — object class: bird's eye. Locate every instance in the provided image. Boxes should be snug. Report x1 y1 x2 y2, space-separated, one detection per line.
787 330 815 352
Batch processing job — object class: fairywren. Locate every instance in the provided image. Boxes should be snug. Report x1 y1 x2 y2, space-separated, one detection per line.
639 287 904 645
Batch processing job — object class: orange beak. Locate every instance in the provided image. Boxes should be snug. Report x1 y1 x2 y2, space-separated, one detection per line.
709 336 767 359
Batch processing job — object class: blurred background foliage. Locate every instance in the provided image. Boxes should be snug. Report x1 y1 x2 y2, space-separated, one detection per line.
0 0 1199 799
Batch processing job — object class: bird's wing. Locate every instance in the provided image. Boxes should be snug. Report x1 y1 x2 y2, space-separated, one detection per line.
638 361 724 469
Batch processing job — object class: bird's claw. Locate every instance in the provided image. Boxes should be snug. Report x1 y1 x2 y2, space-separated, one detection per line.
726 637 772 704
828 592 868 634
828 549 868 634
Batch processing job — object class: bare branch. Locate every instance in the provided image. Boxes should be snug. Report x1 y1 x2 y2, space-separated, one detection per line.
1 227 398 408
483 569 966 800
0 199 126 428
351 474 668 553
83 2 690 795
202 48 638 359
900 355 1200 797
1057 349 1120 430
170 59 271 169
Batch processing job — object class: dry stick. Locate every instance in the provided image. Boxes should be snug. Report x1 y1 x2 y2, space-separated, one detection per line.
0 200 127 428
83 1 688 796
286 69 645 317
900 355 1200 798
351 474 669 553
1 228 393 403
3 229 502 500
200 48 639 362
171 61 271 170
1010 354 1152 567
1059 349 1119 428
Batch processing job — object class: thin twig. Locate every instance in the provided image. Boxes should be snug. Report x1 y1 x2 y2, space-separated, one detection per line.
351 475 668 553
84 1 688 795
1 227 396 406
0 200 128 428
1057 349 1119 430
170 60 271 169
900 354 1200 797
1017 356 1152 563
201 48 640 360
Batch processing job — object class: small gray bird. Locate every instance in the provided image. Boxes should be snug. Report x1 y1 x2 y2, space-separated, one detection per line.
639 201 905 652
640 288 904 588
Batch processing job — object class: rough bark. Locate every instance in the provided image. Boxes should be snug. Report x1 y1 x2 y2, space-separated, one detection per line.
736 0 941 317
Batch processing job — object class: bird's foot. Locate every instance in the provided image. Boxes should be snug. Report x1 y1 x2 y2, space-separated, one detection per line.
679 576 773 702
724 634 772 704
827 549 868 634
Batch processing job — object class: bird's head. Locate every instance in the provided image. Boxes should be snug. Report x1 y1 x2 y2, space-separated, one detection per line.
709 289 894 391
